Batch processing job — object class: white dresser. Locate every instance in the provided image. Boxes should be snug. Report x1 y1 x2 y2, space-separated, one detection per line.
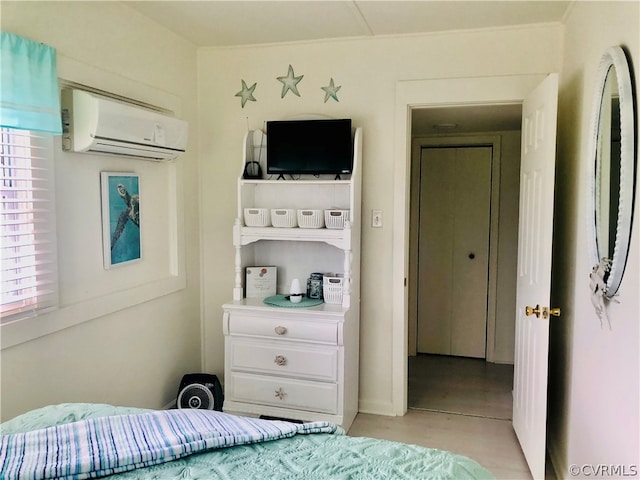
222 298 359 430
222 125 362 431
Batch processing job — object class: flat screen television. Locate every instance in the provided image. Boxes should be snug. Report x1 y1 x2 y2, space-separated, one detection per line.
266 119 353 176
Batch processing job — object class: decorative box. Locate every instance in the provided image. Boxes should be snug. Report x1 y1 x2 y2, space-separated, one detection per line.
297 209 325 229
324 209 350 229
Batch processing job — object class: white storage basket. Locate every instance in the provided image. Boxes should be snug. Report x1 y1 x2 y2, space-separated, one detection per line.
244 208 270 227
323 275 344 304
297 209 325 229
271 208 297 228
324 209 350 229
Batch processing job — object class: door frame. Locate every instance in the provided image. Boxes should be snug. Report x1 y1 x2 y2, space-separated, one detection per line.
392 74 547 415
408 136 501 360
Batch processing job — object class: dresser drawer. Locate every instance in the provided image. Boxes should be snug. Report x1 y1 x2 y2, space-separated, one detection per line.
229 339 338 381
228 372 338 414
227 313 338 344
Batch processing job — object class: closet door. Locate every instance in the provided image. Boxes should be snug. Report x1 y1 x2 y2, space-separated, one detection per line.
417 146 492 358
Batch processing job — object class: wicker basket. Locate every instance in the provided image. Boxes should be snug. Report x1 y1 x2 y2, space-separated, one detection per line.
324 209 350 229
271 208 297 228
244 208 270 227
323 275 344 304
297 209 325 229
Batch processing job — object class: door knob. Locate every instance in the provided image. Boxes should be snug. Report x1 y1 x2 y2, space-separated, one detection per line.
525 304 561 319
525 304 542 318
546 307 561 317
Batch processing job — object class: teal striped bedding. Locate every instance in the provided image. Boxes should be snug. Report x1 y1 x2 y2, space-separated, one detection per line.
0 403 495 479
0 408 337 479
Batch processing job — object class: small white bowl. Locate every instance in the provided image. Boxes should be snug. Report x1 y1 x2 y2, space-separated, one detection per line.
289 294 303 304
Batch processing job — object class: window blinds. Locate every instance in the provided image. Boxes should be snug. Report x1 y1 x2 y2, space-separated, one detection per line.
0 128 58 322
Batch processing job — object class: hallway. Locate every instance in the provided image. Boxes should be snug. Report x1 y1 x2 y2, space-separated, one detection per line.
408 354 513 419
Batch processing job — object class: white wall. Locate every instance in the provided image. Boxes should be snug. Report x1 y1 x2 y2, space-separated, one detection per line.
0 2 202 421
494 131 522 361
549 1 639 477
198 25 562 414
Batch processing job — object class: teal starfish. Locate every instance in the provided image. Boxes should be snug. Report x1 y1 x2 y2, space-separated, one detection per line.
235 80 257 108
277 65 303 98
321 78 341 103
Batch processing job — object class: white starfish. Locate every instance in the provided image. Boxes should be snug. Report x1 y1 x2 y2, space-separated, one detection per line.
235 80 257 108
277 65 303 98
321 78 341 103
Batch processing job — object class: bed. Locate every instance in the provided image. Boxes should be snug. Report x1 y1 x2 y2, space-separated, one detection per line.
0 403 495 479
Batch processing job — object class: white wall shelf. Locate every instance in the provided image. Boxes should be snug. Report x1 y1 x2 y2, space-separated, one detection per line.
234 222 351 249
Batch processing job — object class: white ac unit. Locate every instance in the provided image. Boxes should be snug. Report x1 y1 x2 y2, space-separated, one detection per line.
61 88 188 161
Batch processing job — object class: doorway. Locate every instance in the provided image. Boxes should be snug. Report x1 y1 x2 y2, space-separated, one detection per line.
406 105 523 418
391 73 548 415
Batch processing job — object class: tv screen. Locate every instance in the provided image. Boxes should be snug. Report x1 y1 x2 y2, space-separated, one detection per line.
266 119 353 176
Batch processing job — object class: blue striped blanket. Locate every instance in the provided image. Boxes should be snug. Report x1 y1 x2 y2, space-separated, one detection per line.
0 409 339 480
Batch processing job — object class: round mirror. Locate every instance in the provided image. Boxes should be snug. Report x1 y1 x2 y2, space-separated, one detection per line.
588 46 636 300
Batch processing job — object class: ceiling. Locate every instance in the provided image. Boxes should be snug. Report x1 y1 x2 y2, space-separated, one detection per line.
124 0 570 134
411 103 523 135
124 1 571 48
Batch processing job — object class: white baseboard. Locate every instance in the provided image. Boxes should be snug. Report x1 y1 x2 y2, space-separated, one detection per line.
357 399 396 417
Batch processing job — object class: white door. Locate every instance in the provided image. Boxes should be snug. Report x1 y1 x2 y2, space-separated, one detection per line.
513 73 559 480
417 146 492 358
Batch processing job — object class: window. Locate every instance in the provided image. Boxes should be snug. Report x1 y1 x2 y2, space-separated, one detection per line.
1 127 58 323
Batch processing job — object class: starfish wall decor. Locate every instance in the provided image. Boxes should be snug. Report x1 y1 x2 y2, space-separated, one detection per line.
234 65 344 107
277 64 304 98
235 80 257 108
321 78 341 103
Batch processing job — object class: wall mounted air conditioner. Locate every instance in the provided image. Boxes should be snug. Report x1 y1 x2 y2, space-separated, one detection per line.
61 88 188 161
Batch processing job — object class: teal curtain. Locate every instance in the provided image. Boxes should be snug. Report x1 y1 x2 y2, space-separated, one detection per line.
0 32 62 134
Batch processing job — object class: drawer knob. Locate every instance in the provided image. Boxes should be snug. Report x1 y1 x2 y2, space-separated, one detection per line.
274 355 288 366
274 326 287 335
274 387 286 400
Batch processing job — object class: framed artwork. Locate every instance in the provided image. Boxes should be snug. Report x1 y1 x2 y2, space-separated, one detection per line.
101 172 141 269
